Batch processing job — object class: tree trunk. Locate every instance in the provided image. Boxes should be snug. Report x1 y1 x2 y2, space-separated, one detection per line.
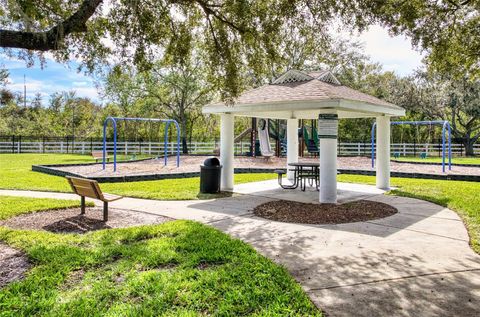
0 0 103 51
180 113 188 154
464 138 476 156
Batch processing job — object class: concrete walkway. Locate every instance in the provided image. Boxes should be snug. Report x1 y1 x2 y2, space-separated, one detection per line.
1 184 479 317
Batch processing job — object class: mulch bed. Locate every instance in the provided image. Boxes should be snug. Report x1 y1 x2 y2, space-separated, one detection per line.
0 207 173 234
0 243 30 288
253 200 397 224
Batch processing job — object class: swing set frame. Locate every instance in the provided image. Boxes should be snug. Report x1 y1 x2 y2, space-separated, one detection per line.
371 120 452 173
102 117 180 172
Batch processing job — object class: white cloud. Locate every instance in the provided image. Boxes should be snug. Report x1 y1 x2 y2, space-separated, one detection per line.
358 25 424 75
72 81 89 87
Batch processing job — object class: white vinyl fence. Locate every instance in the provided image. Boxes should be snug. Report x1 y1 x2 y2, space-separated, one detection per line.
1 140 479 156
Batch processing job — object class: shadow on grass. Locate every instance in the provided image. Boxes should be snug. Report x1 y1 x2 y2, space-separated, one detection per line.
389 189 451 207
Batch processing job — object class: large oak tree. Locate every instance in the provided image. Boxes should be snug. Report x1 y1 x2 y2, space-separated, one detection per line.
1 0 478 99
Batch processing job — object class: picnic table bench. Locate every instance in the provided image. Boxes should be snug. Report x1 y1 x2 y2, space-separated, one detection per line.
92 151 110 163
66 176 122 221
276 162 340 191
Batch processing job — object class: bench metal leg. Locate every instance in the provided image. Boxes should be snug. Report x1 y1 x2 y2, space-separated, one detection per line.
80 196 85 215
103 202 108 222
279 169 300 189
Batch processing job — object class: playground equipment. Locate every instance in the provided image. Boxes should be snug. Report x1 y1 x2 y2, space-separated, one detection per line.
302 125 319 155
257 119 274 157
371 120 452 173
102 117 180 172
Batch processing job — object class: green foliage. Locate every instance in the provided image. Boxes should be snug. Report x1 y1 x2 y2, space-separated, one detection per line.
0 195 89 220
0 154 275 200
0 91 106 137
400 71 480 155
351 0 480 79
1 0 364 100
0 220 321 315
338 174 480 254
0 67 8 86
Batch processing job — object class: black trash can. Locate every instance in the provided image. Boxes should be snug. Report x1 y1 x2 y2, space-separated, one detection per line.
200 157 222 193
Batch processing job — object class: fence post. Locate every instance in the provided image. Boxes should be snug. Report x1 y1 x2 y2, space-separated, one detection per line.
11 135 14 153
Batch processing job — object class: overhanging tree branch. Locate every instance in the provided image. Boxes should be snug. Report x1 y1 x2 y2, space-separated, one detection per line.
0 0 103 51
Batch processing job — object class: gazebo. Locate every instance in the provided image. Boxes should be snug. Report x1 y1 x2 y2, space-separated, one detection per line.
203 70 405 203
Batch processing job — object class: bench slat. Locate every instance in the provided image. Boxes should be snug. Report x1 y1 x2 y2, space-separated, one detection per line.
69 178 98 187
66 177 121 203
74 187 99 198
102 193 123 202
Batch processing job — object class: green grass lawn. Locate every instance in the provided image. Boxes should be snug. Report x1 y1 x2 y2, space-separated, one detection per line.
0 196 91 220
0 154 275 200
339 174 480 254
0 221 320 315
393 156 480 165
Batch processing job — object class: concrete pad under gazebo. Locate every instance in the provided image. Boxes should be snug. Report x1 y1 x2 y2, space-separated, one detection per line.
203 69 406 203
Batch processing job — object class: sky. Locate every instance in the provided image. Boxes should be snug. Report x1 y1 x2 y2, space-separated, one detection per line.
1 25 424 106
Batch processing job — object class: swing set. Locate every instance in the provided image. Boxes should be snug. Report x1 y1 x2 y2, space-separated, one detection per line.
102 117 180 172
371 120 452 173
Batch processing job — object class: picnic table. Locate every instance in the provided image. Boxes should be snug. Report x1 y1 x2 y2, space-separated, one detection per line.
275 162 320 191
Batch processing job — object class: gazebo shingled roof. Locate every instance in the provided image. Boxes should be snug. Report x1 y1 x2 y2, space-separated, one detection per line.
203 69 405 118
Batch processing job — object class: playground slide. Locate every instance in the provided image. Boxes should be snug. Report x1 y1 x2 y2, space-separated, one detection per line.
258 122 274 157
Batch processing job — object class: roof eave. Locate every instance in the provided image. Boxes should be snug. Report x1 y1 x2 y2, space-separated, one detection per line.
203 98 405 117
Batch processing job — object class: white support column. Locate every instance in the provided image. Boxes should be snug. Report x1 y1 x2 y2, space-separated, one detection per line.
376 116 391 189
220 113 234 191
286 118 299 180
318 112 338 203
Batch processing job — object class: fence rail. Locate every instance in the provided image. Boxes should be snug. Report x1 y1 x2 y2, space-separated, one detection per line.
1 139 479 156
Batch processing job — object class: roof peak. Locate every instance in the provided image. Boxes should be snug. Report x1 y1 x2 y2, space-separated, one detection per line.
272 69 341 86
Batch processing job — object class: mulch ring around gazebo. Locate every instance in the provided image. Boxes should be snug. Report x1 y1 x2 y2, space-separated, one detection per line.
253 200 397 224
0 207 173 234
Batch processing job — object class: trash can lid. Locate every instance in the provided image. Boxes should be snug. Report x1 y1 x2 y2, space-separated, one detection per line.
203 157 220 166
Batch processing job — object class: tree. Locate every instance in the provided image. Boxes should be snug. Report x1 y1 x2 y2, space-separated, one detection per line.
104 56 214 153
449 79 480 155
0 67 8 86
3 1 477 99
401 71 480 156
0 66 14 105
353 0 480 79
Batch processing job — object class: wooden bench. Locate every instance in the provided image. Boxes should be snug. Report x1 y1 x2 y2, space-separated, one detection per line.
92 151 110 163
66 177 122 221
